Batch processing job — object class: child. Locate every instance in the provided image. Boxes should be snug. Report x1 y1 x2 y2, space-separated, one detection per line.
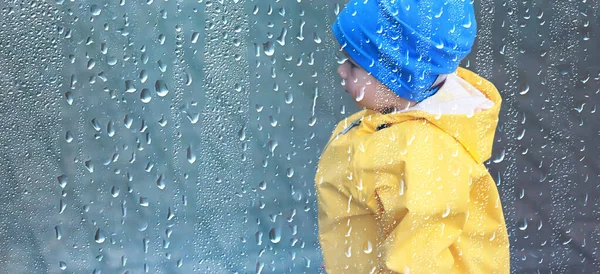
315 0 510 273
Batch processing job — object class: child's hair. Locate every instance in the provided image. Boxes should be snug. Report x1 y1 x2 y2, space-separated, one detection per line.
332 0 477 102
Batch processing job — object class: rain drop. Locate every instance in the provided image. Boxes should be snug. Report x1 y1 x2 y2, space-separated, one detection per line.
276 28 287 46
238 126 246 141
140 89 152 103
90 5 101 16
155 80 169 97
84 160 94 173
268 140 278 155
363 240 373 254
191 32 200 44
284 92 293 104
125 80 136 93
519 83 530 95
65 131 73 143
55 225 62 240
263 41 275 56
124 115 133 129
157 60 167 72
269 228 281 243
57 175 67 188
187 146 196 164
259 181 267 190
139 70 148 83
184 71 192 86
107 121 115 137
65 92 73 105
140 197 149 207
313 32 321 44
167 207 175 220
156 175 166 190
94 229 106 243
111 186 120 198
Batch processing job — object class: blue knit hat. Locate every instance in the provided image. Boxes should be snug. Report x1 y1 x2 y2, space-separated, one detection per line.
332 0 477 101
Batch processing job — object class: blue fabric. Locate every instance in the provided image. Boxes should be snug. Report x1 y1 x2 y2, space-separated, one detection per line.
332 0 477 101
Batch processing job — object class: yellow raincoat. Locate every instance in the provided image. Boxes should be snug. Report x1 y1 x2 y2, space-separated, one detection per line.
316 68 509 273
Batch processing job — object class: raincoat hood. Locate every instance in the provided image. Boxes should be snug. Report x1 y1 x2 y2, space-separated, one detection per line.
352 67 500 164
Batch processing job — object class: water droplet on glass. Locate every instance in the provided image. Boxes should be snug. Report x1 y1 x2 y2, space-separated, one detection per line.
158 116 167 127
94 229 106 243
184 71 192 86
187 146 196 164
286 168 294 178
139 70 148 83
140 197 149 207
90 5 101 16
269 116 278 127
59 261 67 270
238 126 246 141
268 140 278 156
64 91 74 105
140 89 152 103
269 228 281 243
55 225 62 240
125 80 136 93
276 28 287 46
308 116 317 127
107 121 115 137
313 32 321 44
157 60 167 72
518 219 528 231
284 92 293 104
519 83 530 95
107 56 118 66
355 86 366 102
156 175 166 190
111 186 120 198
256 262 265 274
84 160 94 173
57 175 67 188
124 115 133 129
155 80 169 97
59 199 66 214
492 149 505 163
167 207 175 220
186 112 199 124
363 240 373 254
65 131 73 143
91 118 101 132
435 41 444 49
191 32 200 44
296 20 305 40
263 41 275 56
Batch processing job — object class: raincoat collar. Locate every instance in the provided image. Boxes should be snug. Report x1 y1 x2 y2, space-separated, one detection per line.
355 68 501 164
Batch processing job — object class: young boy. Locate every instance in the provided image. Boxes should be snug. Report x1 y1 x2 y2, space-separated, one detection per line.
315 0 510 273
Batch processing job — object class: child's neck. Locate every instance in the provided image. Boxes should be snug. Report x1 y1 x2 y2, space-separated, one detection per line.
376 101 418 114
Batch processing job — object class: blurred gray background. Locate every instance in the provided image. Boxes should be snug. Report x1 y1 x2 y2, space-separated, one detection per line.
0 0 598 273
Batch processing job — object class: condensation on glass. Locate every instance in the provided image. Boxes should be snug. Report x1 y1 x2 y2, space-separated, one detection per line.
0 0 597 273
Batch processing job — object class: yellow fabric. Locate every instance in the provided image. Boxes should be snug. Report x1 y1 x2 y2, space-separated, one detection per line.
316 68 509 274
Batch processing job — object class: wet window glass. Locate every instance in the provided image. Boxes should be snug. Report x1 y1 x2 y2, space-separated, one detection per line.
0 0 597 273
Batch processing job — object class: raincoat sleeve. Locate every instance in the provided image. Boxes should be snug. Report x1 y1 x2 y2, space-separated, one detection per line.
356 121 472 273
